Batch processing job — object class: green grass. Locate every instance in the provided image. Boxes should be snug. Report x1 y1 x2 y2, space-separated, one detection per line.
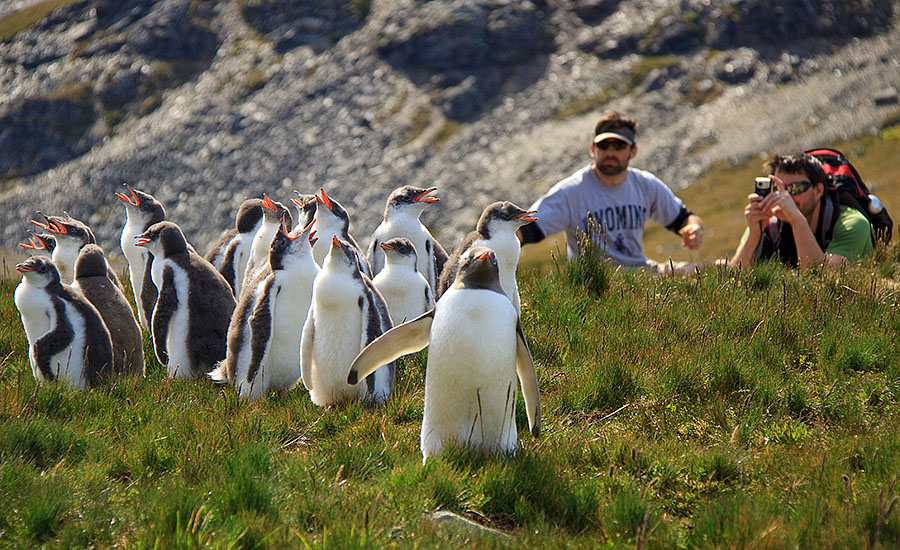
0 0 81 41
3 240 900 547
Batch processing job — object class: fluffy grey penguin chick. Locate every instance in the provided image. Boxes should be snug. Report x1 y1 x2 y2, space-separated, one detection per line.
14 255 114 389
135 221 236 378
211 218 319 400
73 244 145 377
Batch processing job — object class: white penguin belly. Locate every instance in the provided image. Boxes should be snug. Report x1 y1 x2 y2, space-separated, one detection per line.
121 221 149 327
51 302 89 389
153 261 192 377
14 281 54 347
421 289 519 458
261 281 312 391
309 304 365 405
374 270 428 324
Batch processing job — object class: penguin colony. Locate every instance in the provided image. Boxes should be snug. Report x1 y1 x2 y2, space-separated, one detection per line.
12 183 540 460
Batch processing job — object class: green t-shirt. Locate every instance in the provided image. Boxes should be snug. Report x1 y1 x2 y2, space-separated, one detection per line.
826 205 873 260
739 205 873 263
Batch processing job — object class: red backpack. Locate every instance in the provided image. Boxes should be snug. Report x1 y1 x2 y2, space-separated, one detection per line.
805 148 893 244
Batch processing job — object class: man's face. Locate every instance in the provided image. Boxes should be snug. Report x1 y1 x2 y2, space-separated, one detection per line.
591 139 635 176
775 170 823 219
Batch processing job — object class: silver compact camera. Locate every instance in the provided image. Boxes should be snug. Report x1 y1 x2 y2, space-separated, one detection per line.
754 177 771 197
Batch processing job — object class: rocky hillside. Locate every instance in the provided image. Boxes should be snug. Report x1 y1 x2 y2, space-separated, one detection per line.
1 0 899 259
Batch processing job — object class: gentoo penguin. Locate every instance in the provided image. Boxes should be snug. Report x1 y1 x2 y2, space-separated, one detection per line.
14 256 114 389
349 247 540 462
290 191 318 233
301 236 393 406
73 244 145 377
372 237 434 324
437 202 536 314
366 185 448 292
116 184 166 330
210 218 319 400
32 212 124 293
134 221 236 378
310 189 371 276
205 197 265 297
242 194 292 288
19 231 56 256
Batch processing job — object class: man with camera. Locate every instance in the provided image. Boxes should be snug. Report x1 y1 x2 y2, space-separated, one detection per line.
728 153 873 269
518 110 704 271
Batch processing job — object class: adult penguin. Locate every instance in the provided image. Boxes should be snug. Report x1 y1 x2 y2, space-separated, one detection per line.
73 244 145 377
437 201 536 314
290 191 318 233
310 189 371 276
116 184 167 331
366 186 448 292
242 194 292 288
14 256 114 389
349 246 540 462
372 237 434 324
301 236 393 407
211 218 319 400
134 221 236 378
32 212 124 292
19 231 56 256
205 197 265 297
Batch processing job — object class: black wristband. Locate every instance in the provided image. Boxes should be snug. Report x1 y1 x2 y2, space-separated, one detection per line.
518 221 545 244
665 206 693 234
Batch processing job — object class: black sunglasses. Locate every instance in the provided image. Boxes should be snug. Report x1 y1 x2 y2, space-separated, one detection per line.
784 180 814 195
595 140 629 151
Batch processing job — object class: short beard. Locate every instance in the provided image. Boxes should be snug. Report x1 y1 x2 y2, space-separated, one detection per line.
596 162 626 176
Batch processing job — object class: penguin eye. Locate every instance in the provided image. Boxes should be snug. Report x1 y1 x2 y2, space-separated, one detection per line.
38 264 47 273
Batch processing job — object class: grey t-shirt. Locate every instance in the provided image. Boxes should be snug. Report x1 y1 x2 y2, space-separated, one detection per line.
529 165 684 267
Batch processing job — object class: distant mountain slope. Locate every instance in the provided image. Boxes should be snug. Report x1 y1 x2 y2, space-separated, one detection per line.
1 0 898 258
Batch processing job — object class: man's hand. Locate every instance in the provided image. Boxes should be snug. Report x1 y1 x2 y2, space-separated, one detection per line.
760 174 805 225
679 214 704 249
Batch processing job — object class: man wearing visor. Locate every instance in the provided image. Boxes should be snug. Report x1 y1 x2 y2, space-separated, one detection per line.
519 110 704 270
729 153 873 269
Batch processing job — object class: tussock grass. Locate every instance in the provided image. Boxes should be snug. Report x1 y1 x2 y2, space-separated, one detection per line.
3 245 900 547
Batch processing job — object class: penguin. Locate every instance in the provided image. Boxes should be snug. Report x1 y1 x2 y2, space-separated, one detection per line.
73 244 145 377
32 212 124 293
349 246 540 462
19 231 56 256
14 255 114 389
210 218 319 400
242 194 293 288
116 184 168 331
437 201 537 314
134 221 236 378
372 237 434 324
310 189 371 276
205 197 265 298
366 185 448 293
300 236 393 407
290 191 318 233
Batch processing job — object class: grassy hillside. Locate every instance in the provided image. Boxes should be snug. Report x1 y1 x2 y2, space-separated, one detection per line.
522 122 900 268
2 241 900 547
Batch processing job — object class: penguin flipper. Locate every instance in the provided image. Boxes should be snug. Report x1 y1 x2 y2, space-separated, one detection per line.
246 278 276 386
33 297 74 381
514 320 540 438
431 235 449 285
151 266 177 365
348 309 433 386
299 311 315 391
366 238 384 277
140 254 158 329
